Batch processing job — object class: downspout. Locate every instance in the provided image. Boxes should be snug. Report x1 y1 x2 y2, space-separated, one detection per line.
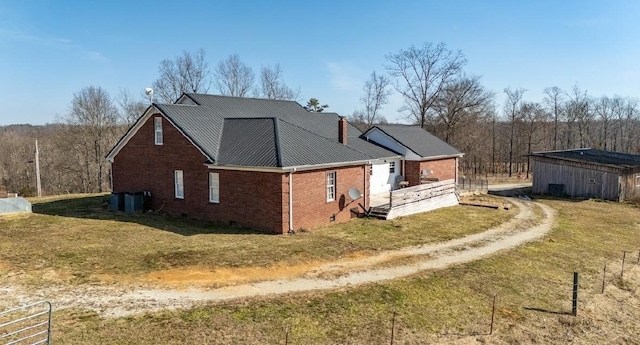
288 168 296 232
364 165 367 210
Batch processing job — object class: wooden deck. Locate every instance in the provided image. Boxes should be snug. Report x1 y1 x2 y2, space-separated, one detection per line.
369 180 459 219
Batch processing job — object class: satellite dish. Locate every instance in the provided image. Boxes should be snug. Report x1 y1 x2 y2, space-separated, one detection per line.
145 88 154 103
348 187 362 200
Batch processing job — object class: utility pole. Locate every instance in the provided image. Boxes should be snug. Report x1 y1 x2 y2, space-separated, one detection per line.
35 140 42 197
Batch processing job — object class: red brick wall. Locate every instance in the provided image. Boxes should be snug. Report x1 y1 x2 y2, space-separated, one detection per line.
111 114 374 234
289 165 369 231
405 158 457 186
111 114 286 233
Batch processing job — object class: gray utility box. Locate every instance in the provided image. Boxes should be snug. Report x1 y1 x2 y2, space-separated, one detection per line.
110 192 125 212
124 192 144 213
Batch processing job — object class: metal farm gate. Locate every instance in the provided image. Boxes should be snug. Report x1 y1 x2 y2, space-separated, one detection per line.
0 301 52 345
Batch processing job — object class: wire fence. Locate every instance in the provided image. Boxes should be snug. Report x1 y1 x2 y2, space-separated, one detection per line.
457 178 489 191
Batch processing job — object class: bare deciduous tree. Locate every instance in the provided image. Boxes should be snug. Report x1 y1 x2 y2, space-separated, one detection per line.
356 71 392 130
543 86 564 150
566 85 592 148
503 87 526 177
61 86 120 192
594 96 615 150
257 64 299 100
116 88 148 126
385 42 466 129
152 49 212 103
520 101 548 178
214 54 255 97
433 74 494 143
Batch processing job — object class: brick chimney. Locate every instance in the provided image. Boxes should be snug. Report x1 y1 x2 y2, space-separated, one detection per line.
338 117 347 145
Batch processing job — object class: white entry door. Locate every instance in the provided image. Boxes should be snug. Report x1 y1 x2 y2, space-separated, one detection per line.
370 160 401 195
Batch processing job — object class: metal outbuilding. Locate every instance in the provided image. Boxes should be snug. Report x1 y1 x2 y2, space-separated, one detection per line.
530 148 640 201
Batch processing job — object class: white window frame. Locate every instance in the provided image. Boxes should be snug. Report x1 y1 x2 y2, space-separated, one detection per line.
174 170 184 199
636 175 640 187
154 117 163 145
209 172 220 203
389 162 396 174
326 171 336 202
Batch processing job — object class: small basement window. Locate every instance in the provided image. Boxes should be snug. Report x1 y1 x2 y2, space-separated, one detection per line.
209 172 220 203
174 170 184 199
154 117 163 145
326 171 336 202
389 162 396 174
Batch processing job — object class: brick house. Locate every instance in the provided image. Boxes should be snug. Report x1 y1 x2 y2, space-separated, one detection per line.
106 94 463 233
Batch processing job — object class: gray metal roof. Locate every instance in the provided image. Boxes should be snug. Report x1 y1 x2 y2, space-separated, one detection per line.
185 94 364 139
369 124 462 158
531 148 640 168
153 95 398 168
218 118 279 167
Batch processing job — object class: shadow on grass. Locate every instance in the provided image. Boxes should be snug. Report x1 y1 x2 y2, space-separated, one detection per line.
489 187 590 203
523 306 572 315
32 194 269 236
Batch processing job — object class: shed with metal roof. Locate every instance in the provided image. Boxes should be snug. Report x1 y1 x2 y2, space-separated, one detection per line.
530 148 640 201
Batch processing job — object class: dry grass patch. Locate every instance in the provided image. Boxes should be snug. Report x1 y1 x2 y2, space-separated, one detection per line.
47 198 640 344
0 193 512 288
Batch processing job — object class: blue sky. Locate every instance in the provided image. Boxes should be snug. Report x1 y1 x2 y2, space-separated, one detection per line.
1 0 639 125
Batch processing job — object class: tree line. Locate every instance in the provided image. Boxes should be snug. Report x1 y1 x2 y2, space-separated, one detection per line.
2 43 639 196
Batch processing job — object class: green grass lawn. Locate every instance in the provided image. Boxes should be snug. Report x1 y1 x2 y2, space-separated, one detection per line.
47 197 640 344
0 193 512 286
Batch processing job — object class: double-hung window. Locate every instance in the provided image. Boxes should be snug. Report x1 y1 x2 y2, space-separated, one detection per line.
174 170 184 199
326 171 336 202
154 117 163 145
389 162 396 174
209 172 220 203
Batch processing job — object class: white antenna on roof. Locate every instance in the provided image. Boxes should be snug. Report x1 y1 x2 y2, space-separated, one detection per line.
145 88 154 104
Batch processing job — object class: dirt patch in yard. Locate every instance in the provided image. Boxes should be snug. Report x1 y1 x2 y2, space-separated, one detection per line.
145 262 326 288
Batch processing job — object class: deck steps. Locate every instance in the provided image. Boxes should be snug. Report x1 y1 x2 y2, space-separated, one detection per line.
369 205 390 219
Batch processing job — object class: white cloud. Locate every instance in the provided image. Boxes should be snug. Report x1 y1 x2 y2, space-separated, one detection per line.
0 28 108 62
326 61 366 91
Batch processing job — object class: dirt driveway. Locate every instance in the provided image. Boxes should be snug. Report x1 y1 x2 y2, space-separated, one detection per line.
1 198 555 317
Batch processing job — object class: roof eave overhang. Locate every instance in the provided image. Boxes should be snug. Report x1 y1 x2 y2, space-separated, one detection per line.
105 105 156 163
530 154 632 170
413 153 464 161
205 159 375 173
105 104 214 163
363 126 427 159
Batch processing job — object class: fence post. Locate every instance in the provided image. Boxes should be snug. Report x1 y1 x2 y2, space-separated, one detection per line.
284 325 289 345
621 251 627 279
489 294 496 335
572 272 579 316
601 262 606 294
390 310 396 345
